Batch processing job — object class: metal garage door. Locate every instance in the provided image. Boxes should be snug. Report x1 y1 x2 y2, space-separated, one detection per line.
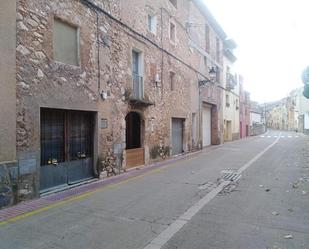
172 118 184 155
202 107 211 147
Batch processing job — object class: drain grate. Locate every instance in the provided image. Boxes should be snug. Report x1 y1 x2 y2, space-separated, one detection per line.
223 172 242 182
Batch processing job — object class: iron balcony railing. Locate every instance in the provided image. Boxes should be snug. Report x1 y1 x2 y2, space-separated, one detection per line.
226 73 237 90
132 73 144 100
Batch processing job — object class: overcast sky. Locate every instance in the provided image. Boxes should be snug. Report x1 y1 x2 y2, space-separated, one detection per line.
204 0 309 103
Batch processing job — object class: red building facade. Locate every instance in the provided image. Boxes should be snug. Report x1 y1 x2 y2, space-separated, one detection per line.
239 76 251 138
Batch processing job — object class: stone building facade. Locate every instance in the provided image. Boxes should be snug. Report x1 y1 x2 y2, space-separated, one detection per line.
0 0 233 208
222 39 240 141
250 101 265 136
266 87 309 133
239 76 251 138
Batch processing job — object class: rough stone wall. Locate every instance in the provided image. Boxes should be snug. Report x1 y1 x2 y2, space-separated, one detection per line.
0 162 18 209
11 0 229 205
232 133 240 141
250 123 265 136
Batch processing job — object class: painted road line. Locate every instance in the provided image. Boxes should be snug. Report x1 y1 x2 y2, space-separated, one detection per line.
281 136 285 138
288 136 292 138
0 167 165 226
236 133 281 174
267 136 271 138
260 135 265 138
0 145 220 225
143 133 281 249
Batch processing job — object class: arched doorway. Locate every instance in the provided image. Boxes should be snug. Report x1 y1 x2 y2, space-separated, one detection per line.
125 112 144 168
126 112 141 149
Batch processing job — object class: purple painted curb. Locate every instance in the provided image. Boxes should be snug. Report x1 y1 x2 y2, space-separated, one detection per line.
0 147 217 223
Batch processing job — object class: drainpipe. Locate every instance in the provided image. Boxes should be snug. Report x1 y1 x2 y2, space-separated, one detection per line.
198 84 202 149
96 12 101 94
160 8 164 101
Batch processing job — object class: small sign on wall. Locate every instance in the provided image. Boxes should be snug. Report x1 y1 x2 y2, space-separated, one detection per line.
101 118 108 129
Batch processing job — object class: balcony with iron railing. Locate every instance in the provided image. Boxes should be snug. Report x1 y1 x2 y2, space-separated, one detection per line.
129 73 154 107
132 73 144 100
226 72 237 91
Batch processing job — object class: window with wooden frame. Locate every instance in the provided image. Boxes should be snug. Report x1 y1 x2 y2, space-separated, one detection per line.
226 94 230 107
147 14 157 34
204 56 207 71
53 18 79 66
170 71 176 91
205 25 210 53
169 21 176 43
132 50 144 99
169 0 177 8
216 37 220 63
216 66 220 83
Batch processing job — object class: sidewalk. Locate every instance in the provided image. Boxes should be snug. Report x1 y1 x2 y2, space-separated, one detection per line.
0 146 221 224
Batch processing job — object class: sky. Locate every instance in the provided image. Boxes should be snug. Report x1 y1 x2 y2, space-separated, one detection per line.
203 0 309 103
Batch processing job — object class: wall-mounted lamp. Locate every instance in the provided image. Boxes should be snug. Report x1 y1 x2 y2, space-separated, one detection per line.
155 73 161 83
150 117 155 132
100 90 107 100
198 67 216 87
100 34 110 47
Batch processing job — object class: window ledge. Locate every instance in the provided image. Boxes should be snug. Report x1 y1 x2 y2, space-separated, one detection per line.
129 97 154 107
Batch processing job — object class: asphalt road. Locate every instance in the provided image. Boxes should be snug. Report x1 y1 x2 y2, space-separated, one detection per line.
0 130 308 249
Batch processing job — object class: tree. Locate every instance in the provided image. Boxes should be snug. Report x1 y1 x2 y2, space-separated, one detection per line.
301 66 309 99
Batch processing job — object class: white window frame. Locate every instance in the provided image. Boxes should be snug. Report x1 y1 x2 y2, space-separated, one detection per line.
132 48 144 77
169 19 176 44
147 14 157 35
132 48 144 99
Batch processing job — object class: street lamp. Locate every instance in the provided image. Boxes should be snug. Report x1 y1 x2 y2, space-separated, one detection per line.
198 67 216 87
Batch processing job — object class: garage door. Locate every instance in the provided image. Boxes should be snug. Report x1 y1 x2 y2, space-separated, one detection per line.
172 118 184 155
202 107 211 146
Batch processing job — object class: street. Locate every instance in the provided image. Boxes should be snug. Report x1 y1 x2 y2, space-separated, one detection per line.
0 130 308 249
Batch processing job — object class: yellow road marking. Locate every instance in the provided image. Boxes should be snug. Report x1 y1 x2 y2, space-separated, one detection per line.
0 166 166 226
